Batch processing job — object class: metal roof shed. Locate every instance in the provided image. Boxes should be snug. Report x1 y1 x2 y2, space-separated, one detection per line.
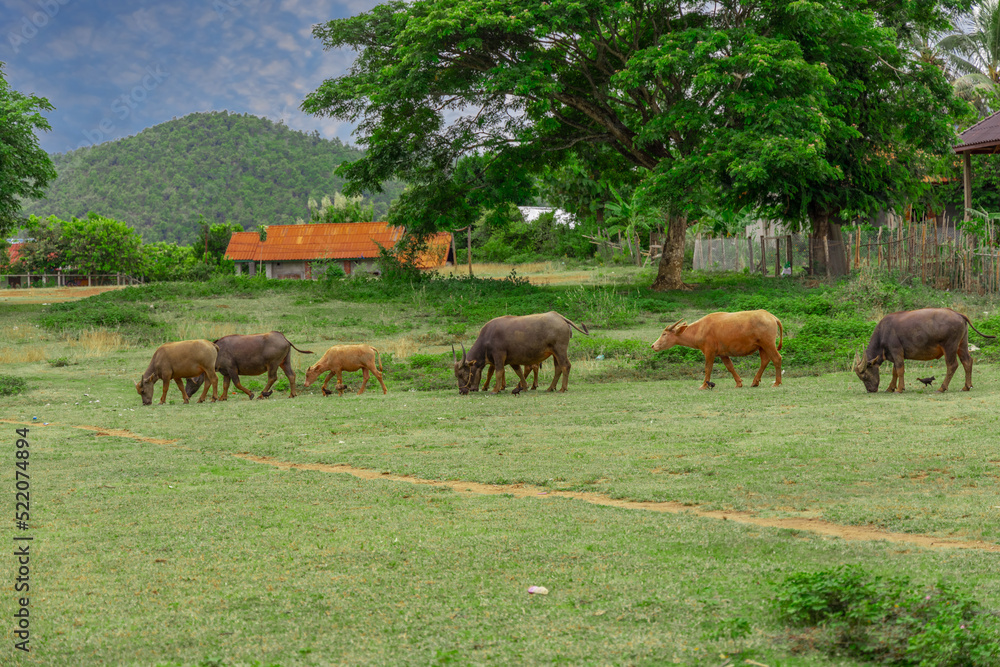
954 111 1000 220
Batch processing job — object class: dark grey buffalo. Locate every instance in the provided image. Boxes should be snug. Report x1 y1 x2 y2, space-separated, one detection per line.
453 311 588 394
186 331 313 400
854 308 995 393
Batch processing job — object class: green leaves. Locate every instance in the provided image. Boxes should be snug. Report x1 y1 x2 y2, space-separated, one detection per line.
0 64 56 236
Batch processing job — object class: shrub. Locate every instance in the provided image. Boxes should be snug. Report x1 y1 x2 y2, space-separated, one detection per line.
775 566 1000 665
0 375 28 396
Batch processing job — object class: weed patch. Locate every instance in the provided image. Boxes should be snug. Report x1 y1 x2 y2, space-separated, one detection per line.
775 566 1000 665
0 374 28 396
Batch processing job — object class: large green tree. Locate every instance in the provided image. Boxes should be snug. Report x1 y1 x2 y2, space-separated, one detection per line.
709 1 970 275
303 0 967 288
0 63 56 237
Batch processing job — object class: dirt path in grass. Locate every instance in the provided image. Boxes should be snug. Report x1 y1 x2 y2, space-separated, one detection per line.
233 453 1000 553
0 285 127 304
8 419 998 552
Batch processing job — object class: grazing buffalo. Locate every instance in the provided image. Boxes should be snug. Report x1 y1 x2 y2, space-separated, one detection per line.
304 344 387 396
454 311 588 394
136 340 219 405
185 331 313 400
651 310 783 390
853 308 995 393
481 362 541 392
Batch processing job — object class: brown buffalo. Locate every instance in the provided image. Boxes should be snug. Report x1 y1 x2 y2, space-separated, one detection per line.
481 362 541 392
136 340 219 405
185 331 312 400
454 311 588 394
651 310 783 390
304 344 387 396
854 308 995 393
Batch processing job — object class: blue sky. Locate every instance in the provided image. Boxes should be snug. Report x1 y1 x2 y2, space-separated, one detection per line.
2 0 380 154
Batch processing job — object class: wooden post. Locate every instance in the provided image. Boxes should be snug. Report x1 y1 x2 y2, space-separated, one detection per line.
775 236 781 277
921 221 927 285
760 236 767 275
963 151 973 223
467 226 473 277
877 227 883 269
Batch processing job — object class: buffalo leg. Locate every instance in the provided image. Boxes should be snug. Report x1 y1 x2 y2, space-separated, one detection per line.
229 374 255 400
700 354 717 390
721 356 743 387
530 364 539 390
894 364 906 393
490 354 508 393
174 377 190 404
218 375 230 401
885 365 898 392
959 341 973 390
509 364 528 393
159 377 170 404
336 371 347 396
281 352 298 398
482 365 495 391
359 368 370 395
551 350 571 391
939 351 960 392
371 364 388 394
320 371 335 397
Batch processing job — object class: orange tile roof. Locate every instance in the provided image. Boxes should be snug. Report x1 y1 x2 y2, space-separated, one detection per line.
412 232 454 269
225 223 452 268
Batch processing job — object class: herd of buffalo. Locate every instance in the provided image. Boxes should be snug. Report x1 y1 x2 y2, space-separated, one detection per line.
134 307 996 405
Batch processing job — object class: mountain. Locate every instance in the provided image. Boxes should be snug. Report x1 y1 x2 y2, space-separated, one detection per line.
22 111 404 244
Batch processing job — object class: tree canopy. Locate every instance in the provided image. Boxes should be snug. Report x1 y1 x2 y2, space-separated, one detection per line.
303 0 969 287
0 63 56 238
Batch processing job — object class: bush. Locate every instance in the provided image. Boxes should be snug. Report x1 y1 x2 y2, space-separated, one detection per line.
40 300 158 330
0 375 28 396
775 566 1000 665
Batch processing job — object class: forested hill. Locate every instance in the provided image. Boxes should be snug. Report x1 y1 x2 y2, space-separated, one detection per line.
22 111 403 244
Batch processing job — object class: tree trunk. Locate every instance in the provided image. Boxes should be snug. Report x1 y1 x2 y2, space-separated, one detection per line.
650 211 688 291
809 210 849 277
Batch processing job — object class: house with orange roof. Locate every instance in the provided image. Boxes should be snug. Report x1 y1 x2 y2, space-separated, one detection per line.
224 223 454 279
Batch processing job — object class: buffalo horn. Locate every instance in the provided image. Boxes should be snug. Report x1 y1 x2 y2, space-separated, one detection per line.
667 318 684 331
460 342 467 363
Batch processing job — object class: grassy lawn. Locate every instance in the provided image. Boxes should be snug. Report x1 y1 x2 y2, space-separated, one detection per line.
2 270 999 665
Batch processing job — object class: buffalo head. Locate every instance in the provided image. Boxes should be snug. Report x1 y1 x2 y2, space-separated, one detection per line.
452 343 481 395
651 319 687 352
303 362 322 388
853 351 881 393
135 375 155 405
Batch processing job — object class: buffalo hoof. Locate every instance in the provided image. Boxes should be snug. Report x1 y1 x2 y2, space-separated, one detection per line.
963 386 971 391
936 387 947 393
245 393 254 400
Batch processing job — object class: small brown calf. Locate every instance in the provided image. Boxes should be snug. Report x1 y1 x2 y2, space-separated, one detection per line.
304 344 387 396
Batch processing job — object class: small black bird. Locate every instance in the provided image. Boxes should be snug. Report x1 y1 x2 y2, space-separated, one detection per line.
917 376 935 387
706 381 716 389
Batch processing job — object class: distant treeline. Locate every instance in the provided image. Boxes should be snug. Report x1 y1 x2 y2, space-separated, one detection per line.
21 111 405 245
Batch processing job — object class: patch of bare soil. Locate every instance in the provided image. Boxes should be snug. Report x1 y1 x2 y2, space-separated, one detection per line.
234 453 1000 552
0 419 178 445
0 286 127 304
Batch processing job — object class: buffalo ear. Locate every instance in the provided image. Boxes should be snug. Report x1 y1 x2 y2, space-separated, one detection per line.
868 355 882 367
675 323 689 335
469 359 477 366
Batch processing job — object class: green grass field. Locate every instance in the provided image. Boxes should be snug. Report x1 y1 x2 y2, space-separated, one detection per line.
2 271 999 665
